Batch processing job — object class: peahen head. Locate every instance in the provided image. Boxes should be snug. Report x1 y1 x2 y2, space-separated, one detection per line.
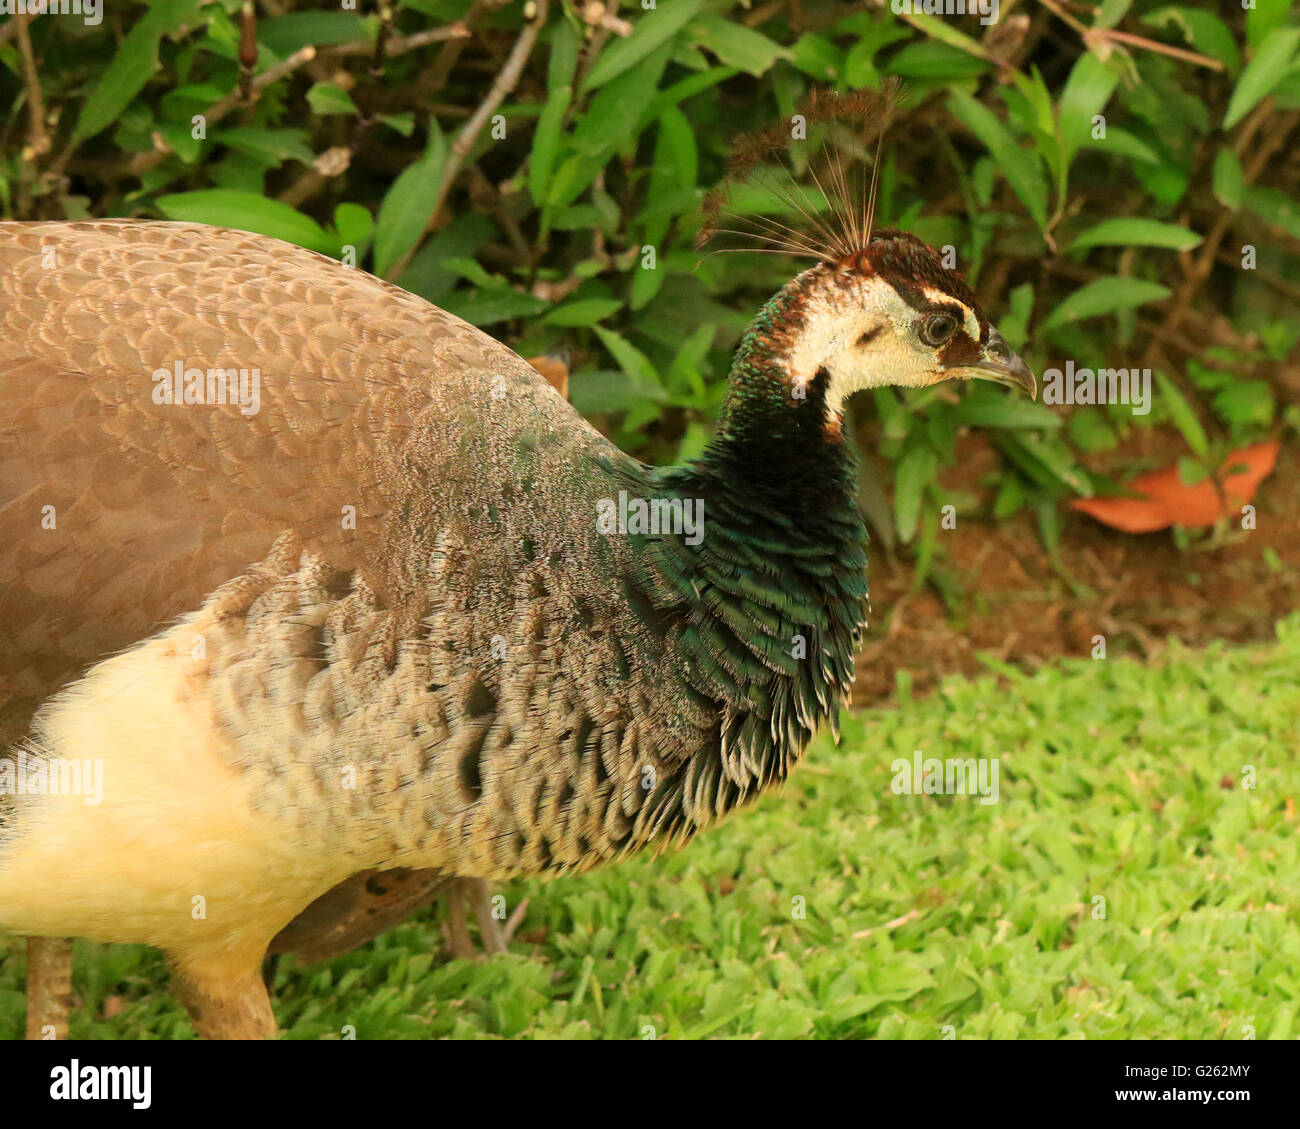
710 227 1035 469
765 227 1035 425
700 85 1035 454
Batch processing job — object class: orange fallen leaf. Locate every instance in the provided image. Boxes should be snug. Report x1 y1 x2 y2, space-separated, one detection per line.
1071 441 1279 533
526 354 569 400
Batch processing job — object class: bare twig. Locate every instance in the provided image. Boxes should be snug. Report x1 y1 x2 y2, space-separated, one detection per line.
424 0 511 94
15 15 48 158
1035 0 1089 38
851 909 922 940
894 11 996 63
384 0 551 282
580 1 632 37
501 896 530 945
319 21 471 60
277 146 352 208
126 45 319 177
14 13 49 215
1037 0 1224 71
574 0 622 90
1098 28 1224 72
1163 107 1298 336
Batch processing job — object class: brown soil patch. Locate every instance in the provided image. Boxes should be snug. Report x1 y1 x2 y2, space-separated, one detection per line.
852 431 1298 703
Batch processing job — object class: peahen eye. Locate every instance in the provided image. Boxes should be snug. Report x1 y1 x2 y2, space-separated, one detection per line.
920 312 959 347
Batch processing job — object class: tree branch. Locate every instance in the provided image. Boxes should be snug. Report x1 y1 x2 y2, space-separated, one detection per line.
384 0 551 282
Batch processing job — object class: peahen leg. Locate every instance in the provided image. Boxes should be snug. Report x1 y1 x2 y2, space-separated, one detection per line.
269 868 454 963
170 958 277 1040
270 869 511 964
464 879 507 955
25 936 74 1040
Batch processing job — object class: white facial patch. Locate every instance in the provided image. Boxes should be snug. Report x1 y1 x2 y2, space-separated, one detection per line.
780 274 983 424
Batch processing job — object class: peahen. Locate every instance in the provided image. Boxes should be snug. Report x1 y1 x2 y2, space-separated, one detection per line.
0 155 1033 1040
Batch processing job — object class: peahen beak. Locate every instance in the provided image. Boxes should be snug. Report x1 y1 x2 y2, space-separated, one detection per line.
949 328 1037 399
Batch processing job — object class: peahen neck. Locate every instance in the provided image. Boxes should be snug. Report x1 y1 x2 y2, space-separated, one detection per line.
633 277 870 832
701 274 856 503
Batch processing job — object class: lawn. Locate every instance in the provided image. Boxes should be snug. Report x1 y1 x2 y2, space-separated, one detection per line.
3 616 1297 1040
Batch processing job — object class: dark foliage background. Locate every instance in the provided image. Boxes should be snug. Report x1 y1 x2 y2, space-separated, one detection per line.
3 0 1297 567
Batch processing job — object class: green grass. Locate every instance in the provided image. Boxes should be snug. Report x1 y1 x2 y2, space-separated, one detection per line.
3 617 1298 1040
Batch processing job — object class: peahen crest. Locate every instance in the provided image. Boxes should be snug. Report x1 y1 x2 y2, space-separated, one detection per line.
697 80 905 266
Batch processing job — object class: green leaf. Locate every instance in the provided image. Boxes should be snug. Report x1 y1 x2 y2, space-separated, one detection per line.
1176 456 1210 486
306 82 358 116
951 390 1061 430
548 42 673 210
259 11 364 56
440 290 551 327
154 119 203 164
1058 51 1119 164
887 41 988 81
900 10 991 60
992 474 1025 519
155 190 334 253
593 327 665 393
1042 277 1171 330
569 368 667 414
1247 0 1294 50
630 257 667 311
1242 184 1300 239
571 40 673 157
543 299 623 327
640 111 699 238
1068 410 1118 453
689 14 790 76
373 122 447 277
1212 147 1244 209
378 112 416 137
333 202 373 255
1223 27 1300 129
947 90 1048 231
549 18 580 91
396 213 493 302
1096 0 1136 30
893 446 937 544
580 0 703 91
435 256 500 290
1212 381 1275 432
996 433 1092 495
675 420 713 463
647 67 739 118
1034 494 1062 557
844 38 880 89
530 84 572 206
664 323 714 401
1144 7 1240 73
998 282 1036 350
216 128 316 165
1068 218 1201 253
1155 372 1209 456
789 32 841 81
1077 126 1161 165
72 0 204 144
530 20 579 209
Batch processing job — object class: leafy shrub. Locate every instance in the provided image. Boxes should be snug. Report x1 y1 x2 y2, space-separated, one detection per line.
4 0 1297 554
